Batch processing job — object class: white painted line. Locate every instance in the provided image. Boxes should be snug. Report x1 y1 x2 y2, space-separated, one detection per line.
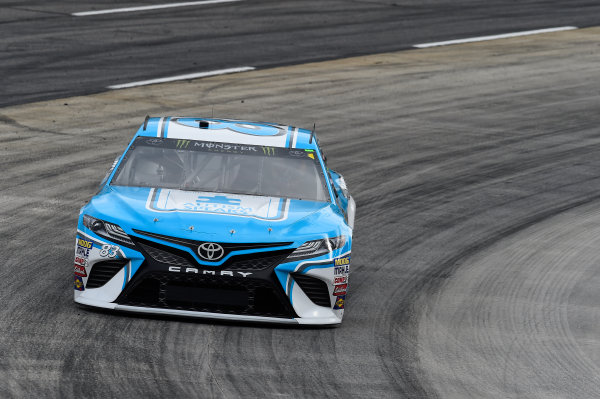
107 67 256 89
72 0 242 17
414 26 578 48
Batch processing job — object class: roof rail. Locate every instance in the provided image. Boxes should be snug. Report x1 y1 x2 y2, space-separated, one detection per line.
309 123 316 144
143 115 150 131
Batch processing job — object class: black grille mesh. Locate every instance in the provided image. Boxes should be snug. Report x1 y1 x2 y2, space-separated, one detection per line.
118 272 293 318
138 242 192 267
292 273 331 308
228 252 290 271
87 260 127 289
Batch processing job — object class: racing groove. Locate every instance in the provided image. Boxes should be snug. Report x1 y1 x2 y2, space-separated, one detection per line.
1 27 600 398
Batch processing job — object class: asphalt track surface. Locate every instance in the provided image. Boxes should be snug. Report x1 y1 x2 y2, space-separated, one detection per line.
3 0 600 107
2 25 600 397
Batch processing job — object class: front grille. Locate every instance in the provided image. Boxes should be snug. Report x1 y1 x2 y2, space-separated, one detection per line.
134 237 293 271
120 235 298 318
117 271 294 318
292 273 331 308
87 260 127 289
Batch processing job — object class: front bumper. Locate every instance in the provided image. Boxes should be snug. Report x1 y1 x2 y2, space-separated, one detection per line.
73 229 350 325
76 296 341 325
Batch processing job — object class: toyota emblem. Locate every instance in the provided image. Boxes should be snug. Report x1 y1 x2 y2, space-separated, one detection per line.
197 242 225 261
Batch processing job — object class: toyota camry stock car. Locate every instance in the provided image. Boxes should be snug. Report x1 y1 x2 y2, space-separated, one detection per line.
73 117 355 325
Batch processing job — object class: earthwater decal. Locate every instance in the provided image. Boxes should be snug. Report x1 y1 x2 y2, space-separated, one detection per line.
146 189 289 221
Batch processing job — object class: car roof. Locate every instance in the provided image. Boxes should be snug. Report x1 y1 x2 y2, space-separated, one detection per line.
135 117 318 150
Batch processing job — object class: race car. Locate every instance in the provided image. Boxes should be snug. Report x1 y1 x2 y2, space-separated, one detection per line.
74 117 355 325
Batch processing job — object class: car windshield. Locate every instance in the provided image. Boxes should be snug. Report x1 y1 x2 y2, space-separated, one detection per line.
111 137 329 202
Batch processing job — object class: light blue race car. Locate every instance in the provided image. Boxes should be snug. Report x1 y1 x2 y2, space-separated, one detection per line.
74 117 355 325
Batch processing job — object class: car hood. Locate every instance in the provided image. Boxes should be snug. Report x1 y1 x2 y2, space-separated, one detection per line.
85 186 344 242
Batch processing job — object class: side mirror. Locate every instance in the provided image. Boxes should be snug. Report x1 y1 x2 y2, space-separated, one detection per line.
329 169 349 199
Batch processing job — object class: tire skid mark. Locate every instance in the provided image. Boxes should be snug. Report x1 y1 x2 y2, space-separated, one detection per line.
418 205 600 397
371 192 600 398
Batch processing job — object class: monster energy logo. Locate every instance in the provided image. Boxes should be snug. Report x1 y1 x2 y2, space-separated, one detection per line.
176 140 190 149
262 146 275 156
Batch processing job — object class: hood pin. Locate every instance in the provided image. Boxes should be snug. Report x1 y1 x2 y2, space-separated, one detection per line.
153 218 159 222
230 229 235 235
189 226 194 231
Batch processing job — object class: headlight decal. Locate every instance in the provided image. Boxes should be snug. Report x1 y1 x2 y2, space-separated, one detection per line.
286 236 346 261
83 215 135 246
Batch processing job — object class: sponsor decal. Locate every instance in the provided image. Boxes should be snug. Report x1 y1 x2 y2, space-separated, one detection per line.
223 123 282 136
307 153 315 159
289 150 306 157
74 276 85 291
334 256 350 266
77 238 93 249
173 119 284 136
333 295 345 309
334 276 347 284
168 118 287 147
76 246 90 257
167 266 252 277
176 139 190 149
74 256 87 267
74 263 87 277
146 138 163 145
193 142 258 152
99 244 119 258
76 238 93 258
262 146 276 156
333 284 347 296
197 242 225 261
148 189 289 221
185 196 253 215
196 195 241 206
334 256 350 276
